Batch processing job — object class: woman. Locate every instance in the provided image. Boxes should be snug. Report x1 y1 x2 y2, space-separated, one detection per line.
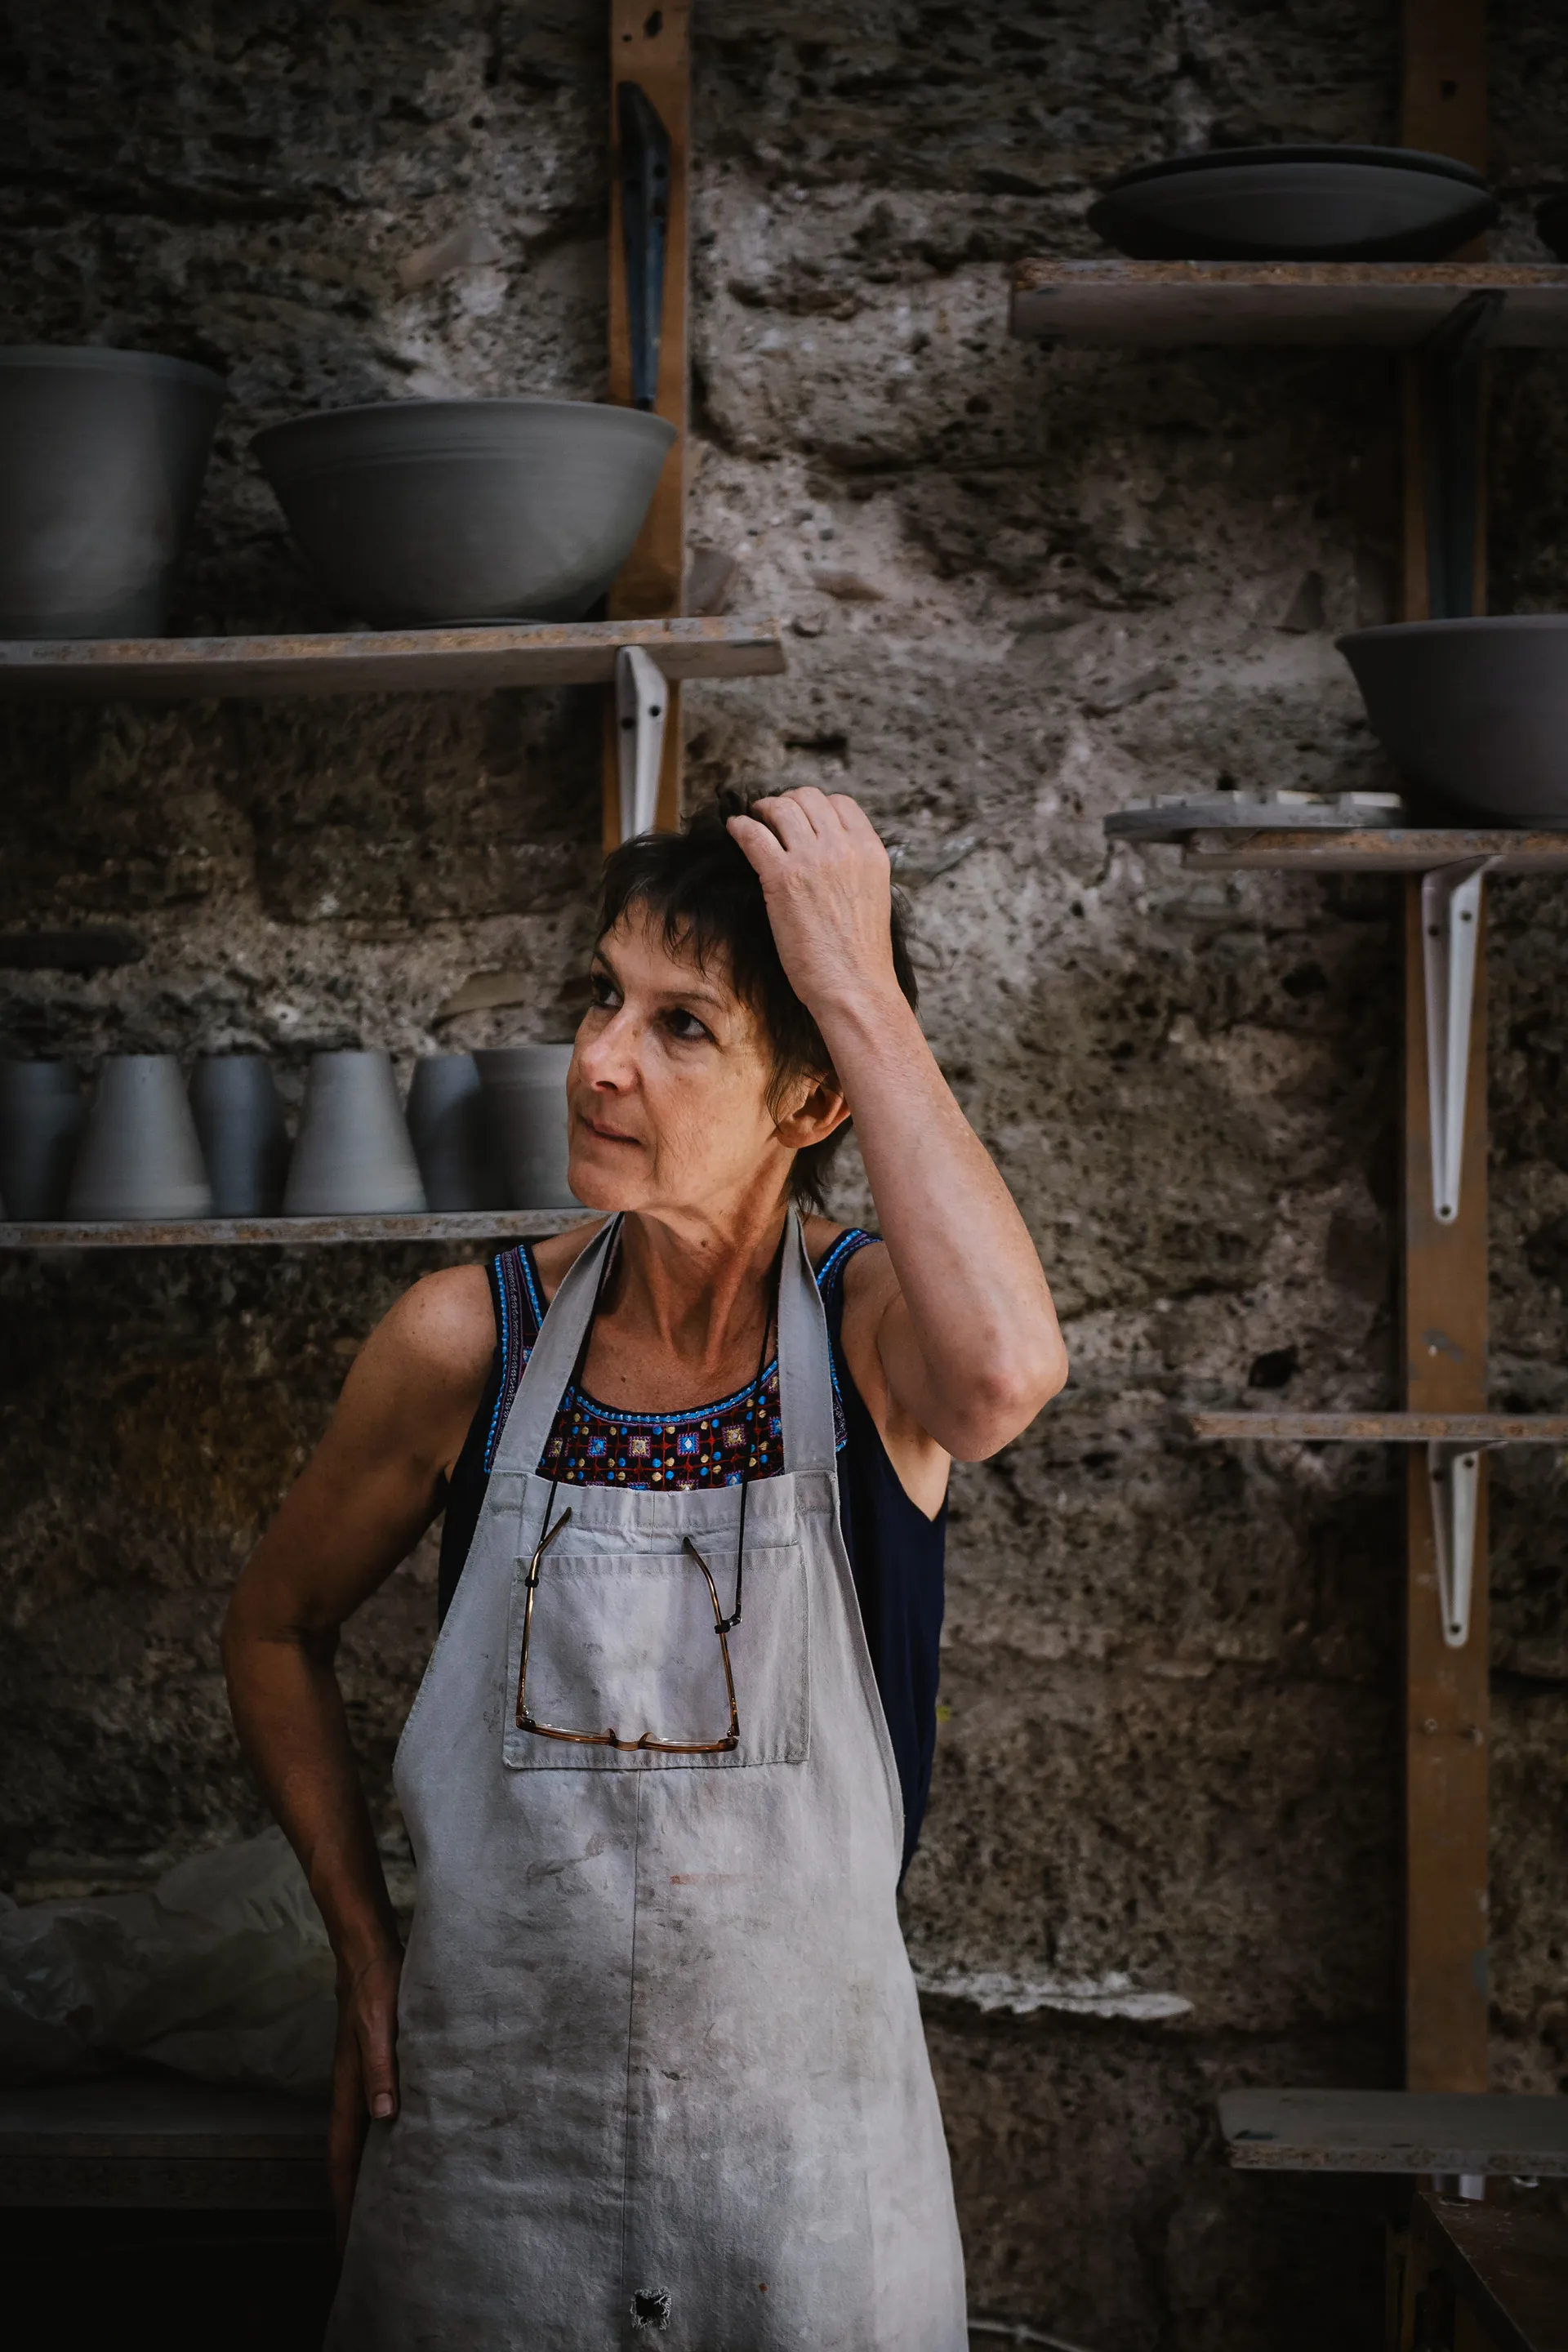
224 785 1066 2350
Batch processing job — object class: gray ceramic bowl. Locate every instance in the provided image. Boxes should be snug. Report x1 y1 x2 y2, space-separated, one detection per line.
1089 145 1496 263
0 346 225 637
252 399 677 627
1338 618 1568 824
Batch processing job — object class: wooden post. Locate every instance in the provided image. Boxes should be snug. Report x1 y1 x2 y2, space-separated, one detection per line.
1399 0 1490 2096
604 0 689 850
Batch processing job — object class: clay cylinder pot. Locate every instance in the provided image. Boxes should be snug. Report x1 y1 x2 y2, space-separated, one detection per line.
189 1054 291 1216
0 347 225 637
474 1045 579 1209
283 1050 427 1217
65 1054 214 1221
0 1059 86 1219
406 1054 506 1213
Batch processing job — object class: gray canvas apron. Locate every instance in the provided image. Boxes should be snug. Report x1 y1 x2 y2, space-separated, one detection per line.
328 1214 966 2350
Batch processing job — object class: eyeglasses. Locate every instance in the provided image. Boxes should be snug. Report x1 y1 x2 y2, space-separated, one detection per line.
514 1511 741 1755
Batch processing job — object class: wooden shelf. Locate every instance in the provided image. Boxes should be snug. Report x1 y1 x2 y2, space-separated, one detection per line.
0 2075 328 2208
1175 828 1568 874
1191 1411 1568 1444
0 614 785 702
1010 261 1568 346
1220 2088 1568 2177
0 1209 586 1250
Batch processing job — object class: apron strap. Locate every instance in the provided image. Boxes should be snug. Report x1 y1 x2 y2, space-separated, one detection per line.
488 1215 621 1479
777 1209 839 1477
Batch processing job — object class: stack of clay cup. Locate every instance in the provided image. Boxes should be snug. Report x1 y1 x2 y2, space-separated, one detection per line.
0 1045 580 1221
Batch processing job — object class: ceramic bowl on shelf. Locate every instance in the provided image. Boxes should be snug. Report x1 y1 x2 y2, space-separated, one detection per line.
474 1045 580 1210
252 399 677 627
283 1050 427 1217
1088 145 1497 262
1337 617 1568 824
0 346 225 637
65 1054 214 1222
0 1059 86 1219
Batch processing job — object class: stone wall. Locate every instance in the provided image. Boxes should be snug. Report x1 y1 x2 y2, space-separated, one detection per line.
2 7 1565 2347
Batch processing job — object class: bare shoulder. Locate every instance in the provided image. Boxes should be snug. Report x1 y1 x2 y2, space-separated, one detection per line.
528 1219 613 1309
358 1263 496 1401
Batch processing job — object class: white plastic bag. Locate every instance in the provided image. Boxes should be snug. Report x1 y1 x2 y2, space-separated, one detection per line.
0 1827 336 2096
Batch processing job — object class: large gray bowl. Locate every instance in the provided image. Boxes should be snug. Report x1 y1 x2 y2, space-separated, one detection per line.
0 347 225 636
1089 145 1496 262
1338 618 1568 824
252 399 677 626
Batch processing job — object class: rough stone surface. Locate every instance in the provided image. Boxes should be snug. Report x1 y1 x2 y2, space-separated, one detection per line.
1 8 1566 2349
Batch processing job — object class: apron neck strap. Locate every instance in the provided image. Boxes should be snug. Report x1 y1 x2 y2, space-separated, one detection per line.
490 1207 839 1481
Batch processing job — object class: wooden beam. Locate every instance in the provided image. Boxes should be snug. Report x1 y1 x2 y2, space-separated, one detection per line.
1400 0 1492 2100
604 0 690 849
1401 0 1488 175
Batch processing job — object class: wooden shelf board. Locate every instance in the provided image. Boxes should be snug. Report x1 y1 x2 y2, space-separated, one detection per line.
0 614 786 702
0 2075 328 2208
0 1209 586 1250
1192 1411 1568 1443
1219 2087 1568 2176
1178 828 1568 874
1011 261 1568 347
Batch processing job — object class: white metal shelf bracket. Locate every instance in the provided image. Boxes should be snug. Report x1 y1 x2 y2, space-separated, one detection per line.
1421 857 1495 1223
615 644 669 844
1427 1441 1492 1648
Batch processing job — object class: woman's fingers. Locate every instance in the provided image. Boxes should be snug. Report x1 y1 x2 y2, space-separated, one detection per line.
726 810 791 876
746 791 822 853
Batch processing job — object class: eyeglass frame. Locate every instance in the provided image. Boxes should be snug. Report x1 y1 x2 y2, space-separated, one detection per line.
514 1514 741 1755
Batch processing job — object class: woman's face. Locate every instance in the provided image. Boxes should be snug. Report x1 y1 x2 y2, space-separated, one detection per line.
566 906 842 1223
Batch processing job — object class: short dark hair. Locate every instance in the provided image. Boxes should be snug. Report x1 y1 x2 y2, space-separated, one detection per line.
596 789 918 1211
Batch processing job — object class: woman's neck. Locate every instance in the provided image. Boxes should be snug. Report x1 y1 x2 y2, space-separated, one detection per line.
590 1200 791 1402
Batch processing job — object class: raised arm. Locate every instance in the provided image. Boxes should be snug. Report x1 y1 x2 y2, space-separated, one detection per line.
728 787 1067 1463
221 1263 492 2235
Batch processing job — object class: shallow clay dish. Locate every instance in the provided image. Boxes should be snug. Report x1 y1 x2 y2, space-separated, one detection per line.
1337 617 1568 823
1089 145 1497 262
253 399 676 627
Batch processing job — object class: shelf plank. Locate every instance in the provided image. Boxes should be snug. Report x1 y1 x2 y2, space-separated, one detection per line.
1219 2088 1568 2177
0 2075 328 2208
0 1210 587 1250
1176 828 1568 874
1191 1411 1568 1443
0 614 785 702
1010 261 1568 347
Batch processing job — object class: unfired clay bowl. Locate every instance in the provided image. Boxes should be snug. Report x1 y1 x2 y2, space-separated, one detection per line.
1338 617 1568 823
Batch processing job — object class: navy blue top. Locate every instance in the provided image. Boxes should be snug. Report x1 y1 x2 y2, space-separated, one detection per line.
437 1230 947 1873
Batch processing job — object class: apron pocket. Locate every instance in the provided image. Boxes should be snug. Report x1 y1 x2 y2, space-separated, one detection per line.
502 1544 809 1771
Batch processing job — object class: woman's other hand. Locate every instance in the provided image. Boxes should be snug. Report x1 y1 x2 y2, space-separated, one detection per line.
727 787 901 1020
329 1945 403 2247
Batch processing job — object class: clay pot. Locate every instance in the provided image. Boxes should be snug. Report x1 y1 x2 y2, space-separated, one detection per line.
406 1054 506 1213
1089 146 1496 263
0 347 225 637
189 1054 291 1216
283 1050 427 1216
474 1045 579 1209
1338 617 1568 823
65 1055 214 1221
251 398 676 626
0 1060 86 1219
